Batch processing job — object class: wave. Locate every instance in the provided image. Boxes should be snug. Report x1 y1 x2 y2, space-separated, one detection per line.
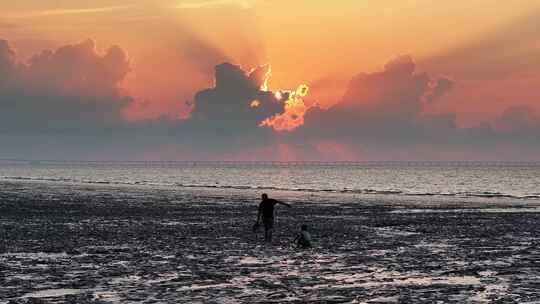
3 176 540 200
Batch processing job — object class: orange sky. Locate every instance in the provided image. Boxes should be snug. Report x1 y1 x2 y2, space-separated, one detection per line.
1 0 540 125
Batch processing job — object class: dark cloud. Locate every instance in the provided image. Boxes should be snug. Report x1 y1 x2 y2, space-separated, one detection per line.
192 63 279 123
338 55 430 120
495 105 540 133
0 39 131 131
0 40 16 82
183 62 284 151
302 55 452 136
306 74 351 108
294 56 540 160
423 77 454 104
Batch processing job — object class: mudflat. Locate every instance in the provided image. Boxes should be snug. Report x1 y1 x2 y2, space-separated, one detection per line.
1 181 540 303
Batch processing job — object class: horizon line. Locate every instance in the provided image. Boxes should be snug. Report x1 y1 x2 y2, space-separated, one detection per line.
1 159 540 166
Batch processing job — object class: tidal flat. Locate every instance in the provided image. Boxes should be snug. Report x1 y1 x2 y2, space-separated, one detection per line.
1 181 540 303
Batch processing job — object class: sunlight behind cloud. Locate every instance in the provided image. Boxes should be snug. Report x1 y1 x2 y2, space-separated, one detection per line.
261 84 310 132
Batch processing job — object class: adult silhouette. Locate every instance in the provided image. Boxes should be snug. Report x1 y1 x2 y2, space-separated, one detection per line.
256 193 291 243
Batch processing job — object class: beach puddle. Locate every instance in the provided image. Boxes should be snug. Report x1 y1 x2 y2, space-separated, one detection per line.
21 288 82 298
374 227 418 238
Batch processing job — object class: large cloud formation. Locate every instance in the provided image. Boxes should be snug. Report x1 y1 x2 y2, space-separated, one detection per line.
178 62 286 155
1 38 539 160
295 55 540 159
0 39 135 159
191 63 280 128
0 39 131 130
300 55 455 139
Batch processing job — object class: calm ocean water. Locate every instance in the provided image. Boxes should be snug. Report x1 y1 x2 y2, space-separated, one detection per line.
1 162 539 200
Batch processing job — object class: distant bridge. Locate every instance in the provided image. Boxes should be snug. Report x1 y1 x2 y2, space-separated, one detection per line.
1 159 540 167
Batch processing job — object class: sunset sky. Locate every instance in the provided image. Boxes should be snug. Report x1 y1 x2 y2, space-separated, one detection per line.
1 0 539 160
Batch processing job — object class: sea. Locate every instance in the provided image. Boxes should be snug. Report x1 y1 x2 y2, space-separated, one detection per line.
1 161 539 201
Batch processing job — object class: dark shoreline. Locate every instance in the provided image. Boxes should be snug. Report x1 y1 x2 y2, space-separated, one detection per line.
1 181 540 303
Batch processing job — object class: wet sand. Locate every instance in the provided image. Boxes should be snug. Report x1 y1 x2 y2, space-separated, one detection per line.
1 181 540 303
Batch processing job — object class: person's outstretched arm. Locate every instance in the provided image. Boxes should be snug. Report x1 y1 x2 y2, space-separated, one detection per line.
277 200 292 208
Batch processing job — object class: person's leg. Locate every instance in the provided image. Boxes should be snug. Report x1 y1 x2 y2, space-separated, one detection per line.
263 217 274 243
267 228 273 243
266 217 274 243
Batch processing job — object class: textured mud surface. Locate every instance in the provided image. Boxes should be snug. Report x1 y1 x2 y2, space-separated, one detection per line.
1 181 540 303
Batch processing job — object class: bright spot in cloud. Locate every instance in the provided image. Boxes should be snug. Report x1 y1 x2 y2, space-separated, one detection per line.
250 100 261 108
261 84 310 132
